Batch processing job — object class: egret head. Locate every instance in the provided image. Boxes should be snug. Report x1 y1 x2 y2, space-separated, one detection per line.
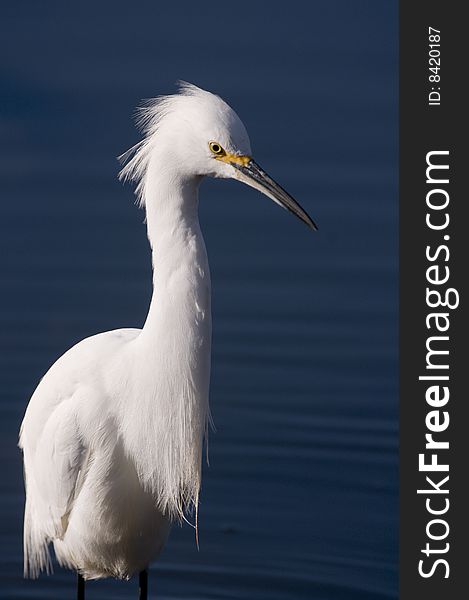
119 82 317 230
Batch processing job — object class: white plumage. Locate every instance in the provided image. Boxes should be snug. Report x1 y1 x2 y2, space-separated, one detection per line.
19 82 315 583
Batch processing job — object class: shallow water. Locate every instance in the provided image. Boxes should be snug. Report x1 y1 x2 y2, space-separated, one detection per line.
0 1 398 598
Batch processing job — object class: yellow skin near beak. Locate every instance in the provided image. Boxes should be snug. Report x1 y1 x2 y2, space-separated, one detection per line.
215 152 252 167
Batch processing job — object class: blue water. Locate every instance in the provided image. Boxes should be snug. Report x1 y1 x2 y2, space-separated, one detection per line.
0 1 398 598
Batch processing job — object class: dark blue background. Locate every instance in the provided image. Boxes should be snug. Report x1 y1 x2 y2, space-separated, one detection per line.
0 1 398 598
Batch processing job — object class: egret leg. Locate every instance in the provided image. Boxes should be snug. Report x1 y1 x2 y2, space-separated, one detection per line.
77 573 85 600
139 570 148 600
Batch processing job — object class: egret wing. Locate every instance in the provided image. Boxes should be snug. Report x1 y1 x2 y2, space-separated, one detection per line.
34 396 89 534
20 390 91 577
19 327 140 577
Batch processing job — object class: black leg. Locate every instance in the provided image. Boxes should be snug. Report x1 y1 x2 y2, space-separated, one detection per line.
77 573 85 600
139 569 148 600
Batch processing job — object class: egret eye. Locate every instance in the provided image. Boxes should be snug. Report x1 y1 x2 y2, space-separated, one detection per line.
209 141 225 156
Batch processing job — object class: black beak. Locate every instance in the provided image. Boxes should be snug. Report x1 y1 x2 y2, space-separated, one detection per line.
232 159 318 231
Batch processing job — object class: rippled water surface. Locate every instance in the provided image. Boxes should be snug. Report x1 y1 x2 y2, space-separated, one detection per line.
1 1 397 598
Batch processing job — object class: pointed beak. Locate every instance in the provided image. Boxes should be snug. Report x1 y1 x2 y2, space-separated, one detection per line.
230 158 318 231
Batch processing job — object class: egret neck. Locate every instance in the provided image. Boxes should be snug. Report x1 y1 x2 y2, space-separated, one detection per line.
130 153 212 519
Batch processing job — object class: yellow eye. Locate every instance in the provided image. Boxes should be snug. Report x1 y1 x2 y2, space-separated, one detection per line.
209 141 225 156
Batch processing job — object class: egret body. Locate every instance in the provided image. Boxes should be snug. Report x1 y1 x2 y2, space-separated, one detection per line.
19 83 316 595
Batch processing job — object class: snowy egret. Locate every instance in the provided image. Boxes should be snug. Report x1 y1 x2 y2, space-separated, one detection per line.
19 82 316 598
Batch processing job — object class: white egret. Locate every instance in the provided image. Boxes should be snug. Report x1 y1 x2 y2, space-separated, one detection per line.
19 82 316 599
